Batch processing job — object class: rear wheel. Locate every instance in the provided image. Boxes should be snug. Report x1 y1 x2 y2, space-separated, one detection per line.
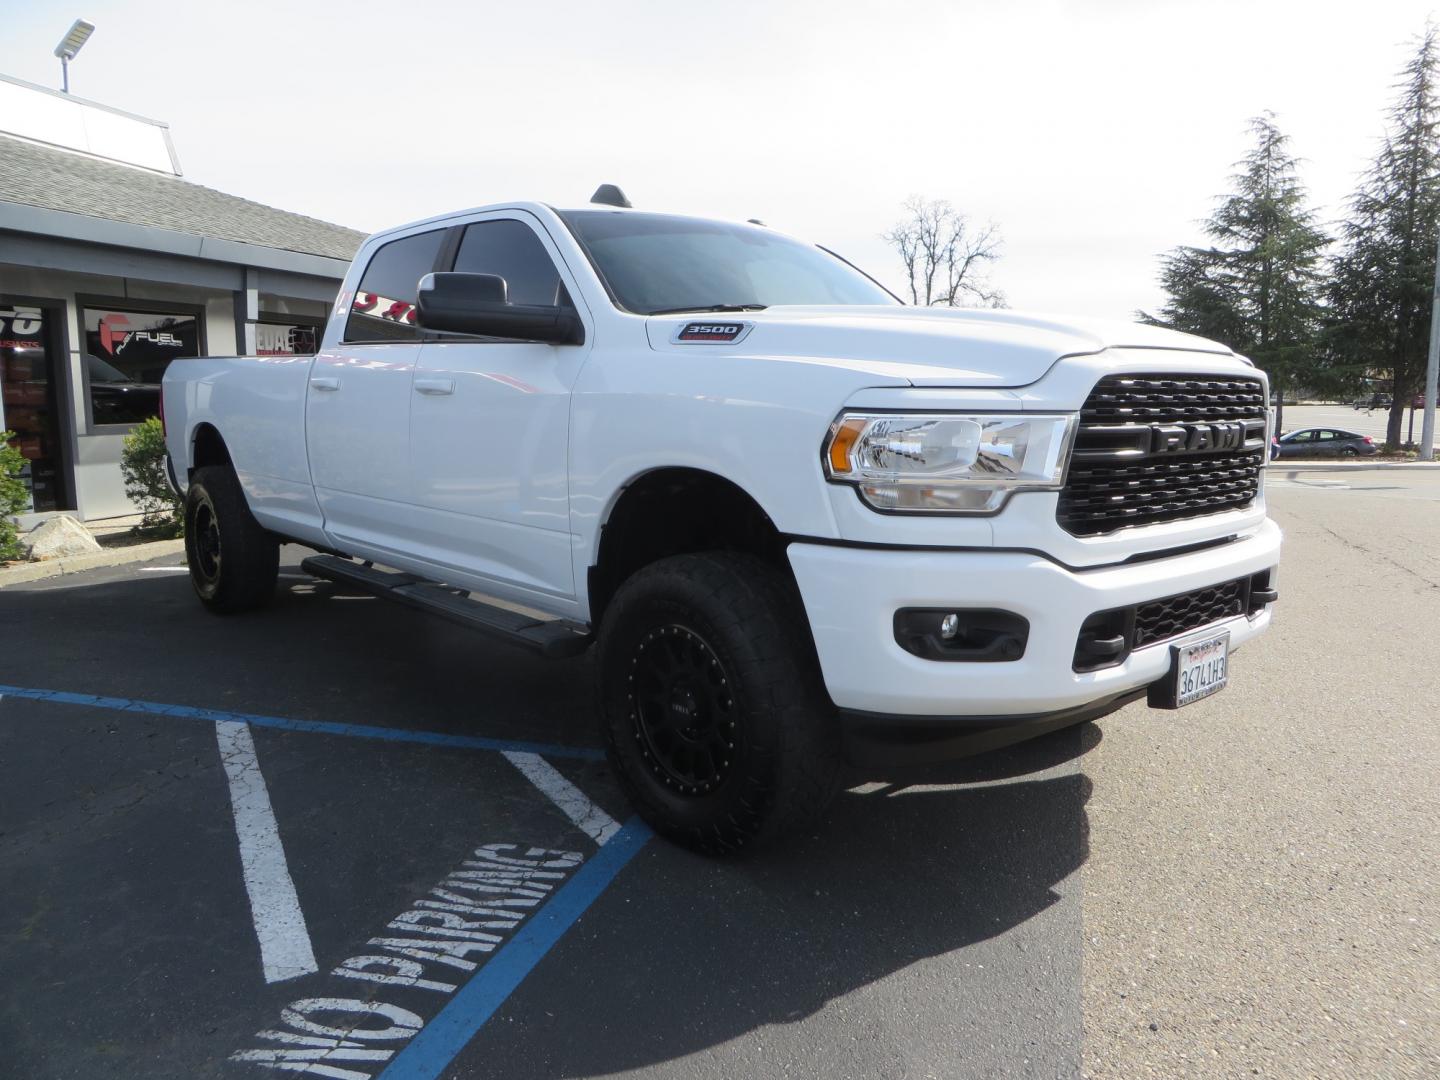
1342 446 1358 457
597 552 840 854
184 466 279 613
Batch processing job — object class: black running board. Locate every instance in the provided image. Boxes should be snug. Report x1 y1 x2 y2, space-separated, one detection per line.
300 555 592 659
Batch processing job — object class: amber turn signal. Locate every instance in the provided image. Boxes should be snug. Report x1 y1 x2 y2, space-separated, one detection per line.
827 417 867 474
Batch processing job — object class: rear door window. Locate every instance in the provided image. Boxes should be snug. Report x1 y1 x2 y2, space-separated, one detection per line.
345 229 447 343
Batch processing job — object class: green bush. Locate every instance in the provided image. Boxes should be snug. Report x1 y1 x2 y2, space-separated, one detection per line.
0 431 28 561
120 417 183 538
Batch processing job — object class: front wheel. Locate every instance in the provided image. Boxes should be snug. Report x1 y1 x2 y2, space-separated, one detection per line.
184 465 279 613
597 552 840 854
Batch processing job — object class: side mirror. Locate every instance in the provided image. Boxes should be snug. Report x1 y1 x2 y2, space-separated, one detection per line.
415 272 584 346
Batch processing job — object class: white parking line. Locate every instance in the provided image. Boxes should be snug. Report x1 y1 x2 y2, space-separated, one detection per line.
501 751 621 846
1268 476 1350 489
215 719 319 983
139 567 311 576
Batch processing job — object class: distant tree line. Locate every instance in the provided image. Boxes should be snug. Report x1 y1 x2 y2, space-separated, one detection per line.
1143 28 1440 445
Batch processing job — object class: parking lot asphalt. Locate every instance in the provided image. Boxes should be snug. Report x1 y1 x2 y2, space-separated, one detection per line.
3 548 1092 1080
4 470 1435 1080
1083 468 1440 1079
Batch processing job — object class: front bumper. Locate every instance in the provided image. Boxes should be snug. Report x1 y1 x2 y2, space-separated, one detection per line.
787 517 1281 719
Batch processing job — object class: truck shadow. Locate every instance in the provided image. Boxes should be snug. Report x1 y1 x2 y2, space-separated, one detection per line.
482 725 1097 1077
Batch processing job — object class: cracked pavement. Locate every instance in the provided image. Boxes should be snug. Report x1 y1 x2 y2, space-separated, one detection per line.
1083 466 1440 1079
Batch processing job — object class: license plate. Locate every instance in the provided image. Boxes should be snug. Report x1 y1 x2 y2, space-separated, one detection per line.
1149 631 1229 709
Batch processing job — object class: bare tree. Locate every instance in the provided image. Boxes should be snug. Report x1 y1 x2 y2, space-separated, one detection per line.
883 196 1005 307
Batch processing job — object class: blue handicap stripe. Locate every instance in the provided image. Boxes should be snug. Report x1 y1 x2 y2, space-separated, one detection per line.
379 817 653 1079
0 683 605 761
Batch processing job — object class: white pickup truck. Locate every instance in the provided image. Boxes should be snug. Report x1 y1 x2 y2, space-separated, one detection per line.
163 193 1281 853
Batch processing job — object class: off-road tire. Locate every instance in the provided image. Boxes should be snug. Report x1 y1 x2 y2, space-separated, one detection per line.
184 465 279 614
597 551 840 854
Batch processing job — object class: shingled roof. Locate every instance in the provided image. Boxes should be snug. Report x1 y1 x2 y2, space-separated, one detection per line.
0 134 365 261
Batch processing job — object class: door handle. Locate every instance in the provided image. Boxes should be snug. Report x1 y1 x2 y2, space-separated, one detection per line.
310 376 341 391
413 378 455 396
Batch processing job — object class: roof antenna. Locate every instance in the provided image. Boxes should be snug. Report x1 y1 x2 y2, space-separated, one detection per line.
747 218 767 227
591 184 632 208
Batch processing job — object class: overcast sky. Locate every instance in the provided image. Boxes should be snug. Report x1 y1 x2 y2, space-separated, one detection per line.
7 1 1435 319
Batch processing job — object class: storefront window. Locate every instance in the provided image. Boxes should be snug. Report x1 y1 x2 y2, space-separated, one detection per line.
255 321 319 356
1 305 66 513
82 305 200 426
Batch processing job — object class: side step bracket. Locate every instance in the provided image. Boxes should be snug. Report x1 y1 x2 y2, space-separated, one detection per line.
300 555 592 659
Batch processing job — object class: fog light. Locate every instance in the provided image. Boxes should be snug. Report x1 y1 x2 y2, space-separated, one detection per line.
893 608 1029 662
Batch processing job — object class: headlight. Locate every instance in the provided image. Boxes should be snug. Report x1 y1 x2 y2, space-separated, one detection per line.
822 412 1077 513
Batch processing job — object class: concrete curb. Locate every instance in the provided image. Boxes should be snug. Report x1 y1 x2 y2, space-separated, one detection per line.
1270 461 1440 471
0 539 185 588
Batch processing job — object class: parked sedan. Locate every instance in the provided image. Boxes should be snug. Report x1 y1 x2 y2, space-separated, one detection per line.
1276 428 1379 458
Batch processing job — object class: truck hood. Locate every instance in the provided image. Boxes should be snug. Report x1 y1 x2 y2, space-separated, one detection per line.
644 305 1236 388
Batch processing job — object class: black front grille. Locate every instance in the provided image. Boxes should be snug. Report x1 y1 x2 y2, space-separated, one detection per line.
1072 570 1274 672
1058 374 1267 536
1133 579 1246 649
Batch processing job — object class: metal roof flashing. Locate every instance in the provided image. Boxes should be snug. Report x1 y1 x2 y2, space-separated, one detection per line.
0 71 181 175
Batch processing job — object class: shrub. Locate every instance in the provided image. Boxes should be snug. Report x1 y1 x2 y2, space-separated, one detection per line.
0 432 28 561
120 417 183 538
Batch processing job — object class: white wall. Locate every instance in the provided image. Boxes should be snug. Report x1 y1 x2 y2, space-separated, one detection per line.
259 295 329 320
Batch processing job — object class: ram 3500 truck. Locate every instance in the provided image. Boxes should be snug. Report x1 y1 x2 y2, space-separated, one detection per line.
163 197 1281 853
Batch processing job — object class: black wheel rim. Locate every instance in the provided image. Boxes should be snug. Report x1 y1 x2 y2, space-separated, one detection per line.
192 496 222 585
628 624 737 795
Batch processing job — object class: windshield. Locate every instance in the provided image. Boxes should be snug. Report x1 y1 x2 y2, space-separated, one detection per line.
558 210 898 315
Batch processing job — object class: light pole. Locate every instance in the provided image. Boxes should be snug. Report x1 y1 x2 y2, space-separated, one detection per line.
53 19 95 94
1421 229 1440 461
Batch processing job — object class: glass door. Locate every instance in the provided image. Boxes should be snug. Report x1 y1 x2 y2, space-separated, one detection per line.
1 302 70 513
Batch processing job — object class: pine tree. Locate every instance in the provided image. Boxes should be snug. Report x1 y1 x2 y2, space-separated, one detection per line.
1145 114 1328 432
1327 27 1440 446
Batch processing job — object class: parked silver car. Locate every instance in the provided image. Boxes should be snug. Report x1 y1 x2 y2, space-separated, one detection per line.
1276 428 1378 458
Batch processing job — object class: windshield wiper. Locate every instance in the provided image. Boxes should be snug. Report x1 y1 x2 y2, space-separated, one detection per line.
646 304 768 315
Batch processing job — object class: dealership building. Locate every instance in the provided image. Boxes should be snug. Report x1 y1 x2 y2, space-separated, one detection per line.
0 73 364 522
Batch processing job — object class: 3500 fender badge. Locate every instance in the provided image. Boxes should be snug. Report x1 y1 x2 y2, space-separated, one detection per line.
673 321 753 344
